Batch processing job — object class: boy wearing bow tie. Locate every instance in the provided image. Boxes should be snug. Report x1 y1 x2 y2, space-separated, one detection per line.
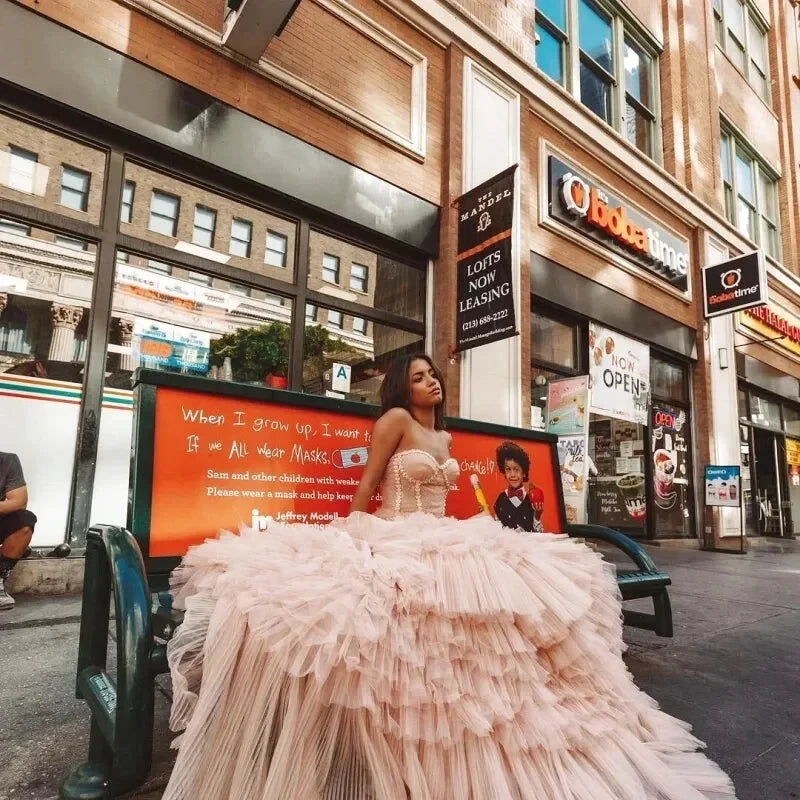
493 441 545 532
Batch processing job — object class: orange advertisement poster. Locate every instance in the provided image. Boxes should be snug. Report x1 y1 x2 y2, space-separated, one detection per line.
149 387 563 556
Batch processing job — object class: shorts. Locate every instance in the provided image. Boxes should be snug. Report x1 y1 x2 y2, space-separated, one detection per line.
0 509 37 543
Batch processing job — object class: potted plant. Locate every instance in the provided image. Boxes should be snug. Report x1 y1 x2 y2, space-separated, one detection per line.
210 323 289 386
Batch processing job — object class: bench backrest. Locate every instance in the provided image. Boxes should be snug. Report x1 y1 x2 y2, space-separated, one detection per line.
129 370 566 587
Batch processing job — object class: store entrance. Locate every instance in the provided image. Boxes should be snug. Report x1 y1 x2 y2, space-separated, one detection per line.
751 429 790 537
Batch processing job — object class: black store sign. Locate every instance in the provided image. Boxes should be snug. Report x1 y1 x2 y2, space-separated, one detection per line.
455 166 518 352
702 250 767 319
547 156 690 293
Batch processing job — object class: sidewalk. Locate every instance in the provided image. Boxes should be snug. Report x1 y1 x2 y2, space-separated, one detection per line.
1 541 799 800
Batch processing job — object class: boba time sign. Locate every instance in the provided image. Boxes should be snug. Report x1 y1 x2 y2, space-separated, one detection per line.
548 156 690 293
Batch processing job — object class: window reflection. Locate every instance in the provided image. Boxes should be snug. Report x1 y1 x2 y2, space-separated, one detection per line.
104 250 292 388
302 308 423 404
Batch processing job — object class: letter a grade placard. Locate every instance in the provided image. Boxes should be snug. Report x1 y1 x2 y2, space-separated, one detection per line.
455 166 518 352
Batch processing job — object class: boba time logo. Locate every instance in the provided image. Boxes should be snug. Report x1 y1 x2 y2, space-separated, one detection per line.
560 172 689 278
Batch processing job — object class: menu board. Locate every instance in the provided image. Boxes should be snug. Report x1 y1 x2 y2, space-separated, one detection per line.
147 387 564 556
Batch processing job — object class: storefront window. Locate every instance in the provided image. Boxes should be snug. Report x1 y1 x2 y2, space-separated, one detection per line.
302 307 423 404
122 161 297 284
738 387 749 422
750 393 782 428
308 231 425 322
651 356 688 404
783 405 800 436
531 310 577 368
1 225 96 545
101 250 292 388
587 416 647 535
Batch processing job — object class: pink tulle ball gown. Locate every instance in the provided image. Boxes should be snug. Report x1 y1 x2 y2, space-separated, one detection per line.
164 449 737 799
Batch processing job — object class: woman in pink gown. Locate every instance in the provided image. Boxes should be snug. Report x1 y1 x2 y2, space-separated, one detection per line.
164 354 736 800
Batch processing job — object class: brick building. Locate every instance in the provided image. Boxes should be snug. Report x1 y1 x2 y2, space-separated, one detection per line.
0 0 798 549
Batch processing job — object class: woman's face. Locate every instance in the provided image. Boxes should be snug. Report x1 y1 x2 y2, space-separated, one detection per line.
408 358 442 408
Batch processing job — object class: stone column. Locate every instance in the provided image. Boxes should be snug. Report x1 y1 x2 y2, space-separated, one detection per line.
48 303 84 362
116 318 135 371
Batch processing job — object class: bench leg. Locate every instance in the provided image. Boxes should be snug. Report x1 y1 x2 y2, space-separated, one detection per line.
653 589 673 638
60 718 112 799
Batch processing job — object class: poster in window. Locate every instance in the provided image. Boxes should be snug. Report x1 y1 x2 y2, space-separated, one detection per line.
589 323 650 425
652 404 691 534
546 376 589 436
557 435 588 525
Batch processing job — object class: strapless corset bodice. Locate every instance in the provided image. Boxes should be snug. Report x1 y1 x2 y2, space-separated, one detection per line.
375 449 459 519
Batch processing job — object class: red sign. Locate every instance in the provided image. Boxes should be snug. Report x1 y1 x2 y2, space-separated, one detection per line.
149 387 563 556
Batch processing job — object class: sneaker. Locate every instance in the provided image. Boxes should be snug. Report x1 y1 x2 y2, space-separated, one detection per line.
0 578 14 610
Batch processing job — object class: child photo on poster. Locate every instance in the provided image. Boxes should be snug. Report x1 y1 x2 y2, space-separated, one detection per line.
493 440 545 532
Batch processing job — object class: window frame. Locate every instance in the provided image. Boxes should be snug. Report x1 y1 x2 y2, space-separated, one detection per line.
148 189 180 238
327 309 343 329
59 164 91 213
714 0 771 101
322 252 341 285
719 123 780 261
120 180 135 224
229 216 252 258
192 204 217 249
349 262 368 293
533 0 661 160
7 145 38 193
265 228 288 268
352 316 367 335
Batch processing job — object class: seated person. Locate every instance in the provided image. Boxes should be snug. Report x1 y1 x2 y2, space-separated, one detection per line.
0 451 37 610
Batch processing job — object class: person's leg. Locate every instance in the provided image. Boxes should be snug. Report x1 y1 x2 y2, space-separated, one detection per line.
0 510 36 609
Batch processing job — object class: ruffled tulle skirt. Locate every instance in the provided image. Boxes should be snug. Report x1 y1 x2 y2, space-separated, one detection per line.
163 512 736 799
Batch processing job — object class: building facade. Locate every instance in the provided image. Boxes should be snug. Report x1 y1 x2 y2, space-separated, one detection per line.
0 0 798 550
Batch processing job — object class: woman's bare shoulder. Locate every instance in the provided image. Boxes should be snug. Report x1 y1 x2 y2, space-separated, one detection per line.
374 407 413 430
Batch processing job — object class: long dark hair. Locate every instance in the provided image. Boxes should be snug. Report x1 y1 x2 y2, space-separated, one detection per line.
380 352 446 430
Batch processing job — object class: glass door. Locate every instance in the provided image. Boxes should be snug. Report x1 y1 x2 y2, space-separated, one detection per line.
752 429 782 536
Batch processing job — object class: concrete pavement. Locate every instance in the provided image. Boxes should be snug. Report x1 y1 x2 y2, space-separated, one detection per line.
1 540 798 800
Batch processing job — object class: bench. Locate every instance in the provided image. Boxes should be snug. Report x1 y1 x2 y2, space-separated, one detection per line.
61 369 673 799
567 524 673 637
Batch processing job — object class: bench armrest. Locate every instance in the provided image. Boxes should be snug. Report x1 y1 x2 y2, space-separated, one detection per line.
566 524 659 573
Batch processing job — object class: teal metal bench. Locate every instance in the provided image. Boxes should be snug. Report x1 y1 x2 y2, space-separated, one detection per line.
61 370 673 799
568 524 673 638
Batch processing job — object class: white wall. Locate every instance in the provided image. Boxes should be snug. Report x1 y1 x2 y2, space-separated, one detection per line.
706 237 743 538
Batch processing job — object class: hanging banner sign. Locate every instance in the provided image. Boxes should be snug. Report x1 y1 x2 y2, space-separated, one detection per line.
455 165 518 352
588 323 650 425
702 250 767 318
547 155 690 293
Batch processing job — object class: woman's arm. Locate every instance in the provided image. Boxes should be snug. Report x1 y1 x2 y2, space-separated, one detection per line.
349 408 409 513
